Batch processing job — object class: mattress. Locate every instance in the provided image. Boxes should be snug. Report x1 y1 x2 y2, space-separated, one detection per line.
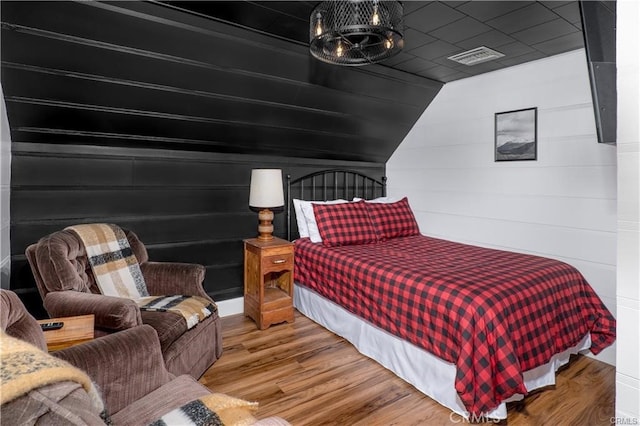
293 234 616 415
294 282 591 419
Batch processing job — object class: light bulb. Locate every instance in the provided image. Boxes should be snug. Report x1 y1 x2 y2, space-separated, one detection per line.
385 38 393 49
372 6 380 25
315 14 323 36
336 41 343 57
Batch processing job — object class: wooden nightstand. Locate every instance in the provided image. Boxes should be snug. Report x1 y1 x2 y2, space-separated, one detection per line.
243 237 294 330
37 314 95 351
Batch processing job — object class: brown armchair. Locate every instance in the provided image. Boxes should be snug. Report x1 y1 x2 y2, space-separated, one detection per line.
1 290 290 426
25 228 222 378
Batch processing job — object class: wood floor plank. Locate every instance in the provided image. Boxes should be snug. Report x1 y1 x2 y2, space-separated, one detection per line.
201 311 615 425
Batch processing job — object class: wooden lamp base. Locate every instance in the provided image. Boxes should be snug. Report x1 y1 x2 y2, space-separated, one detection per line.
257 208 274 241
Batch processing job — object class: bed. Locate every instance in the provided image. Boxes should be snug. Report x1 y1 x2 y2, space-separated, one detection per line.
286 169 616 419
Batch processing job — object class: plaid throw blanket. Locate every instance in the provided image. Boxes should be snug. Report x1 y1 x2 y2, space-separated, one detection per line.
66 223 149 299
137 295 216 330
68 223 214 329
0 332 105 415
149 393 258 426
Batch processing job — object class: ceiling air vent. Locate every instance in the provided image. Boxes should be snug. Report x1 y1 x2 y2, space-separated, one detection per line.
447 46 505 66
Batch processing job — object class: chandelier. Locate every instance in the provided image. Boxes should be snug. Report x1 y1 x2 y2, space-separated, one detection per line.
309 0 404 66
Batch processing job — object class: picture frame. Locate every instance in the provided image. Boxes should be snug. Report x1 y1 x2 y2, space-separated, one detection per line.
495 107 537 161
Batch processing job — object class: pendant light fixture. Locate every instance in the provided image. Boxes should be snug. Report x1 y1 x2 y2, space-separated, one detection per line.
310 0 404 66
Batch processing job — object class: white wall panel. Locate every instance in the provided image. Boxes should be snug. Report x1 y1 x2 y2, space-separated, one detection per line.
393 165 616 199
414 211 615 265
616 0 640 417
616 372 640 420
408 191 615 232
0 85 11 289
388 49 617 366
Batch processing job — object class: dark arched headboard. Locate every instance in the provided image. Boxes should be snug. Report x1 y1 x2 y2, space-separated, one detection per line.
286 169 386 241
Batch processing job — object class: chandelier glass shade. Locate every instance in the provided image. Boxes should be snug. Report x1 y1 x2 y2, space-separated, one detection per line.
309 0 404 66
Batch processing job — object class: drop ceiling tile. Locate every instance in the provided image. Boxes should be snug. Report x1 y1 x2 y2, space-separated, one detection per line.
410 39 461 60
511 18 578 45
402 1 433 14
428 16 492 44
431 55 464 67
439 71 472 82
539 1 573 9
496 50 546 67
381 51 414 66
455 1 534 22
417 64 462 80
403 28 437 51
393 57 439 73
441 1 469 8
456 29 516 50
553 2 582 24
404 2 466 33
487 3 558 34
532 31 584 55
494 41 536 57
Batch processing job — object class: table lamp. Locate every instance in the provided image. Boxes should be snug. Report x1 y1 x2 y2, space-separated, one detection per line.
249 169 284 241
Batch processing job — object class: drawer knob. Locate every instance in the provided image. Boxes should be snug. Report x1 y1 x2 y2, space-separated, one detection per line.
272 259 286 264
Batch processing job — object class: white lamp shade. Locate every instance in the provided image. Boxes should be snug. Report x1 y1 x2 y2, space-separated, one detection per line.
249 169 284 209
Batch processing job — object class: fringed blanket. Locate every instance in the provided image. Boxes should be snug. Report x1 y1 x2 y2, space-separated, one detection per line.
68 223 214 330
149 393 258 426
137 295 216 330
66 223 149 299
0 332 104 415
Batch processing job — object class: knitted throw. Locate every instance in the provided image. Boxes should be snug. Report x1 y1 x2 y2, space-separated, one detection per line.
137 295 216 330
68 223 214 329
0 332 104 414
149 393 258 426
66 223 149 299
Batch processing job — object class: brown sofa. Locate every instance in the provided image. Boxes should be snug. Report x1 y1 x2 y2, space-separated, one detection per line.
1 289 290 426
25 227 222 378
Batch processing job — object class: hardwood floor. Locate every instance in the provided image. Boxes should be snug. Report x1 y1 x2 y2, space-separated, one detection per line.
200 311 615 425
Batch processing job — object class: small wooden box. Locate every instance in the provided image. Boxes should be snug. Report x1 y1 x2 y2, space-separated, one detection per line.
37 314 95 351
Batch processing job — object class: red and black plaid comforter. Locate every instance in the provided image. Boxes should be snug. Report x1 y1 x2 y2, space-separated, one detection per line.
294 235 616 415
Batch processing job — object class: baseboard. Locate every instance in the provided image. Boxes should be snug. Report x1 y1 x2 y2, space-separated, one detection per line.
217 296 244 317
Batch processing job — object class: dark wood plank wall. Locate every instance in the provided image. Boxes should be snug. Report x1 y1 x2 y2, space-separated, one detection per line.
1 1 441 316
9 143 383 317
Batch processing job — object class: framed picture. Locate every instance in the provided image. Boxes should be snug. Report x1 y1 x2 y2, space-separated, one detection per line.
495 107 537 161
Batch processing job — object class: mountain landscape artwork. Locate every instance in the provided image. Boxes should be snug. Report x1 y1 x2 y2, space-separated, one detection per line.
495 107 537 161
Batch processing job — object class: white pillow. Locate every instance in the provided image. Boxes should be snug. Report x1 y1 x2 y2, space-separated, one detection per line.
352 196 401 203
292 199 310 238
299 199 348 243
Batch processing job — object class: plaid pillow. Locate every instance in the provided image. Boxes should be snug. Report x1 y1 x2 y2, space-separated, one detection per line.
312 201 379 247
365 197 420 240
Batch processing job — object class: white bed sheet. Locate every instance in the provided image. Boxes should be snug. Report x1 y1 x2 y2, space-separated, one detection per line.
294 282 591 420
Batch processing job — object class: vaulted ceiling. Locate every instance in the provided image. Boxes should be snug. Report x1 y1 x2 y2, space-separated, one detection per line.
1 1 593 164
166 1 587 82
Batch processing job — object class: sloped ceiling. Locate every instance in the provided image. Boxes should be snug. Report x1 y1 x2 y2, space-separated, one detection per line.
1 1 586 163
171 1 586 83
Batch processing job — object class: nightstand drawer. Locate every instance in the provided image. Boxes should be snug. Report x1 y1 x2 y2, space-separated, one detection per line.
262 253 293 271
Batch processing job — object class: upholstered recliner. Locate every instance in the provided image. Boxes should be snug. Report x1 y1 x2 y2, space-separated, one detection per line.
1 289 290 426
25 228 222 379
